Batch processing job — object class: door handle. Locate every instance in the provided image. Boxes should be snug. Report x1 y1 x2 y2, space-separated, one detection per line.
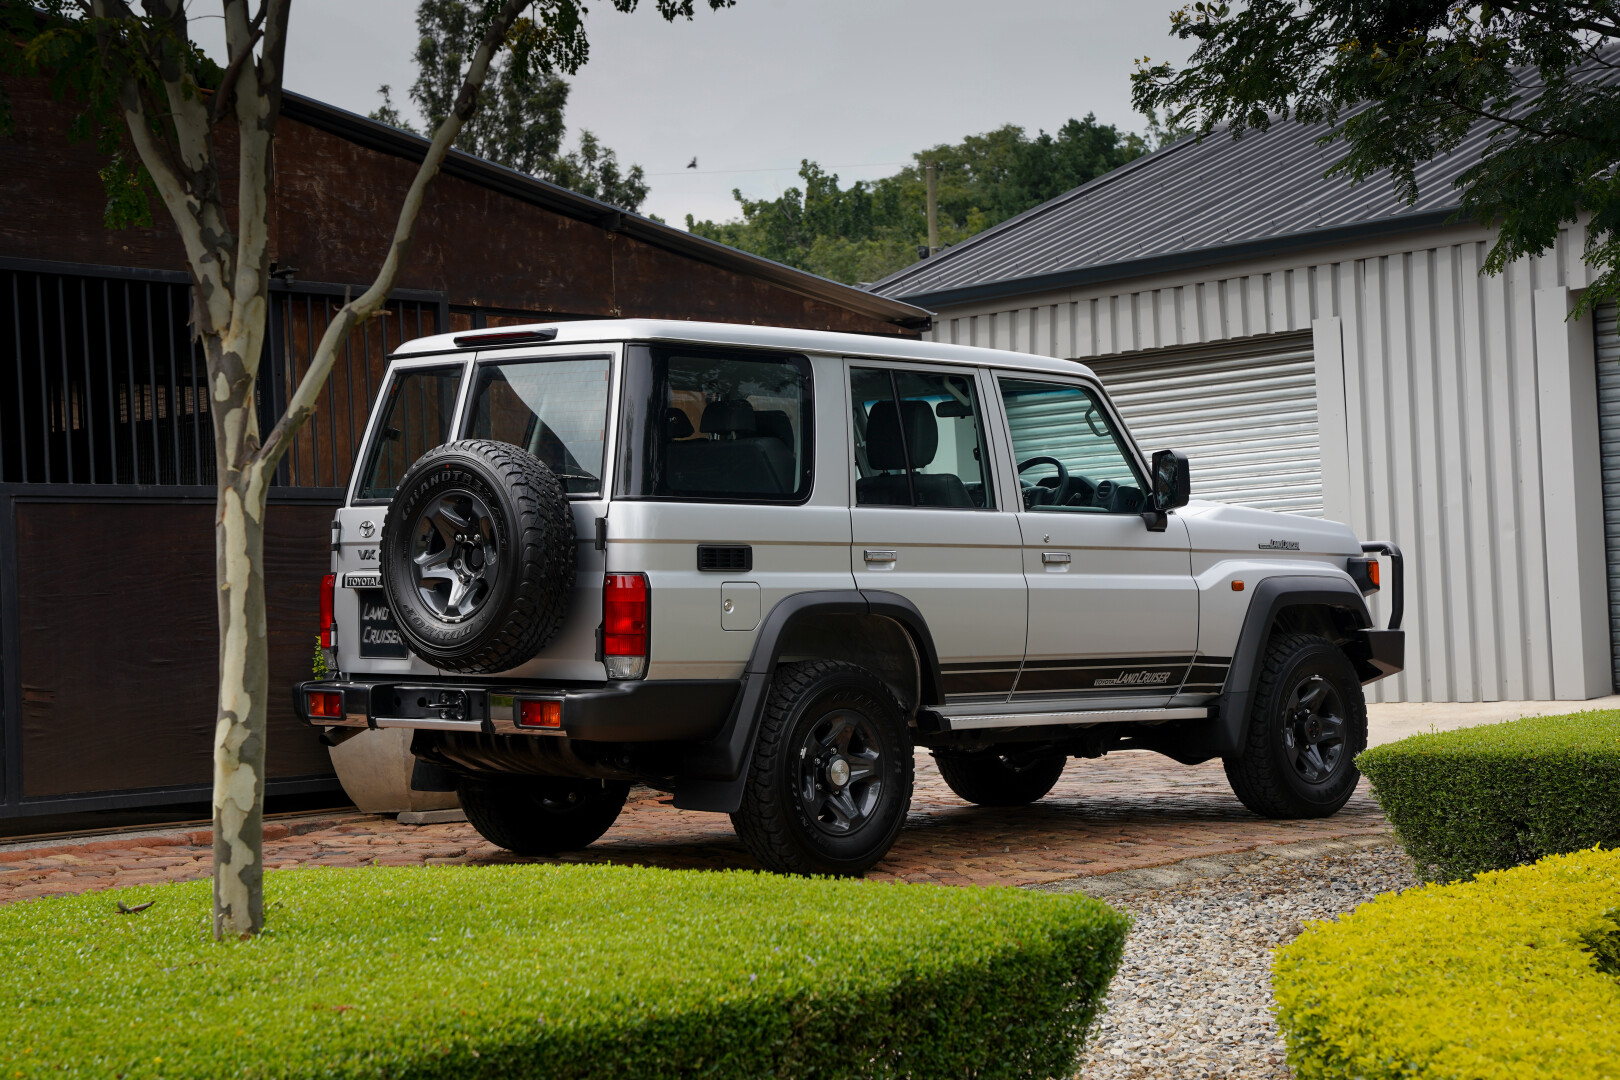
863 549 897 564
1041 551 1071 565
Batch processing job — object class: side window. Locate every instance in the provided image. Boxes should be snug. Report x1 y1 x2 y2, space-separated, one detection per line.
615 345 813 502
851 366 994 509
356 365 463 501
462 355 610 495
999 378 1146 514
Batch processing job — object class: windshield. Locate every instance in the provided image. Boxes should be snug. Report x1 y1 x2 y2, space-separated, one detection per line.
463 355 612 495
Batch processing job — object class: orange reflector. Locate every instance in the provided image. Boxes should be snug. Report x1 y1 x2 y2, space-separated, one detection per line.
308 690 343 719
1232 580 1245 592
518 699 562 729
1368 560 1381 588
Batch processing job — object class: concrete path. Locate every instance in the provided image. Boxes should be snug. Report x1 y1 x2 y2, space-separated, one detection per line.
1367 695 1618 746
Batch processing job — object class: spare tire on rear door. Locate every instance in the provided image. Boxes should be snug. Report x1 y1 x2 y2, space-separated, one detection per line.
380 439 576 674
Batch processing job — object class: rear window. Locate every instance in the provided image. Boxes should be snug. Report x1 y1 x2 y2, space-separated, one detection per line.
462 355 611 495
615 344 813 502
355 365 463 501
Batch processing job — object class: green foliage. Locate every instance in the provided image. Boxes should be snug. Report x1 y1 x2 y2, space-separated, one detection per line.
0 864 1129 1079
1272 847 1620 1080
311 634 329 679
1356 710 1620 882
686 116 1155 284
1584 906 1620 978
1132 0 1620 320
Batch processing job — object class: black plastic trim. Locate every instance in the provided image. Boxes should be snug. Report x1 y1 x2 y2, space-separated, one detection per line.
1214 576 1383 759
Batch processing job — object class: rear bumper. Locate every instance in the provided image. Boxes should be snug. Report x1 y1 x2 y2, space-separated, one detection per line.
295 677 738 744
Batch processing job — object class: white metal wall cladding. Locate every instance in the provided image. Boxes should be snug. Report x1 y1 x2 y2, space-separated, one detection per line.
1595 303 1620 689
1087 337 1322 515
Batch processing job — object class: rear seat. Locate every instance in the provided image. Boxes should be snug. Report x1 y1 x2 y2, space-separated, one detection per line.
665 399 796 495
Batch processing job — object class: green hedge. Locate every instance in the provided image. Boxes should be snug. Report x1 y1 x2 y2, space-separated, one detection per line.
0 864 1128 1079
1356 709 1620 881
1273 847 1620 1080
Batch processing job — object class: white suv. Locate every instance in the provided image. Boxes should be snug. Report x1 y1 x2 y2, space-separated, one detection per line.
299 320 1404 875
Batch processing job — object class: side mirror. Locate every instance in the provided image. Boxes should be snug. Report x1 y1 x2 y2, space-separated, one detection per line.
1143 449 1190 531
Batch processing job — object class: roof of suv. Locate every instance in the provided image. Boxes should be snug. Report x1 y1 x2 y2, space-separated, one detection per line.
393 319 1099 379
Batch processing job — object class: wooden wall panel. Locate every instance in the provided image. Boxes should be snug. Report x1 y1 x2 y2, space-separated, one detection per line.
16 501 334 798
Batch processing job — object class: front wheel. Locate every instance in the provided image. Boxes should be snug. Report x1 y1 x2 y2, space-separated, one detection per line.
731 660 914 876
458 775 630 855
1223 632 1367 818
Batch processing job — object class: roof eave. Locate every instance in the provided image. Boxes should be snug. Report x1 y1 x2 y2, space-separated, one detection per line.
887 208 1467 310
278 92 932 331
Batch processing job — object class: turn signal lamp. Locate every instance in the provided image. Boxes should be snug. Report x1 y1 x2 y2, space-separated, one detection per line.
603 572 649 679
319 573 337 648
308 690 343 719
518 699 563 729
1347 556 1382 595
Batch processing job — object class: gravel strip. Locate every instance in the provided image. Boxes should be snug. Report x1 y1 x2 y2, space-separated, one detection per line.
1036 839 1420 1079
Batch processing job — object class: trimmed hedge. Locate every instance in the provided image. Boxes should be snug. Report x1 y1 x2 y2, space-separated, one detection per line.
0 864 1128 1079
1356 709 1620 881
1274 847 1620 1080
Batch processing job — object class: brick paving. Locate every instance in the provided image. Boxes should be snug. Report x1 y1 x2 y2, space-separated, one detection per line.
0 750 1389 905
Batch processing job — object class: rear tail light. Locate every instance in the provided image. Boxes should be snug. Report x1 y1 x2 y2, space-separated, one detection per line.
308 690 343 719
319 573 337 648
517 699 563 729
603 572 648 679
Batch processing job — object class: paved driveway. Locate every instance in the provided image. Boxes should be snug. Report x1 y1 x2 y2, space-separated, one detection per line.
1 750 1389 904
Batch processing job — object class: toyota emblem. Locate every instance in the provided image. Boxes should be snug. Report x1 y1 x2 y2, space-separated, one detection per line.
359 520 376 538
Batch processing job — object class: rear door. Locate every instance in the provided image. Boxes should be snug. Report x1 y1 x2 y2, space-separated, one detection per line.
993 375 1199 707
846 360 1027 706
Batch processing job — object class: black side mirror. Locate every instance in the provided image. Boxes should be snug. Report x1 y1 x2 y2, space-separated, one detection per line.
1143 449 1190 531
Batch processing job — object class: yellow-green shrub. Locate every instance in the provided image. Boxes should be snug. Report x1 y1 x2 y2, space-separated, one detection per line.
1273 847 1620 1080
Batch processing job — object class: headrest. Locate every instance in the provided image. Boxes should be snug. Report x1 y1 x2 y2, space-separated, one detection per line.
865 399 937 470
701 399 756 436
663 407 694 440
754 409 794 447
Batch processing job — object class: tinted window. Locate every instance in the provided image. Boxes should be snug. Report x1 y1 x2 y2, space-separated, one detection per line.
851 366 993 509
1000 378 1146 513
463 356 611 495
356 365 462 501
616 345 812 502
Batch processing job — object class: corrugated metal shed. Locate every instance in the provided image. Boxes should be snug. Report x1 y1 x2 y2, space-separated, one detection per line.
872 54 1616 310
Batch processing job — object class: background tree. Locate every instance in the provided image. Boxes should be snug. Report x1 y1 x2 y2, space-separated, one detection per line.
372 0 648 211
686 115 1164 284
1131 0 1620 317
0 0 727 940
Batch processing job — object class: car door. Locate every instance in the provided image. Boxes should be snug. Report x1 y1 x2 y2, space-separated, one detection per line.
847 361 1027 706
993 375 1198 707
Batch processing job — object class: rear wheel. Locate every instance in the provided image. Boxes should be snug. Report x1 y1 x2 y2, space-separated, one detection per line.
731 660 913 876
934 747 1067 806
458 775 630 855
1223 632 1367 818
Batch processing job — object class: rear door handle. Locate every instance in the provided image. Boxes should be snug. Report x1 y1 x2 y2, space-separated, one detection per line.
863 549 897 564
1042 551 1071 565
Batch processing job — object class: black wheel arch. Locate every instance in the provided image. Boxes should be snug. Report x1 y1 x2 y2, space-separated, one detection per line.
1215 575 1391 759
669 589 944 813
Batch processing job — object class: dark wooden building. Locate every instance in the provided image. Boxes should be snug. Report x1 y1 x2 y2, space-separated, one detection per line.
0 76 928 826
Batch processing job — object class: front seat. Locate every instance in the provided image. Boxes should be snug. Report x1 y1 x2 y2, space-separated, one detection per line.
856 399 972 508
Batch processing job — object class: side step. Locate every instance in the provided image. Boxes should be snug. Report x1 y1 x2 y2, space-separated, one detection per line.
937 706 1208 732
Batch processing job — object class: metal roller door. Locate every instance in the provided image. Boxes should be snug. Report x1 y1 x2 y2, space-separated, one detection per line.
1086 333 1323 515
1594 303 1620 689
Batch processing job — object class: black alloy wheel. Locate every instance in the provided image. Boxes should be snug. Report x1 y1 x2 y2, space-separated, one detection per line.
934 747 1067 807
731 660 914 876
458 775 631 856
1223 632 1367 819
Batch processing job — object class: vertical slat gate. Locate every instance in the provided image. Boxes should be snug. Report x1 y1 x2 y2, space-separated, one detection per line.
1594 303 1620 689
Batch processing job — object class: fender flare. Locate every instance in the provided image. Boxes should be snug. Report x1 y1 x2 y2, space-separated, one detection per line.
670 589 944 811
1214 575 1373 759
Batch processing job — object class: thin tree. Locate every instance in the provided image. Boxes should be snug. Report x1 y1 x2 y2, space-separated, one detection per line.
1 0 728 939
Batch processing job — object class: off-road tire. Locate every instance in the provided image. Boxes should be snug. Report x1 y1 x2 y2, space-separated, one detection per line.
1223 632 1367 819
730 660 914 876
380 439 575 674
934 748 1067 806
458 775 630 855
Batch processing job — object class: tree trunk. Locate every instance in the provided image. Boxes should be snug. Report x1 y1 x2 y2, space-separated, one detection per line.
212 445 271 939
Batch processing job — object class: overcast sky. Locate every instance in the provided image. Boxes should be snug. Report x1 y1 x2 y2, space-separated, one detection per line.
195 1 1193 226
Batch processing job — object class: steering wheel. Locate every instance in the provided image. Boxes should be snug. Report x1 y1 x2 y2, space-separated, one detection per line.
1018 456 1071 509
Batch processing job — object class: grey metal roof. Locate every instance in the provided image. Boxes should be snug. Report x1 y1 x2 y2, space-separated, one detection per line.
872 55 1616 309
279 93 931 330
